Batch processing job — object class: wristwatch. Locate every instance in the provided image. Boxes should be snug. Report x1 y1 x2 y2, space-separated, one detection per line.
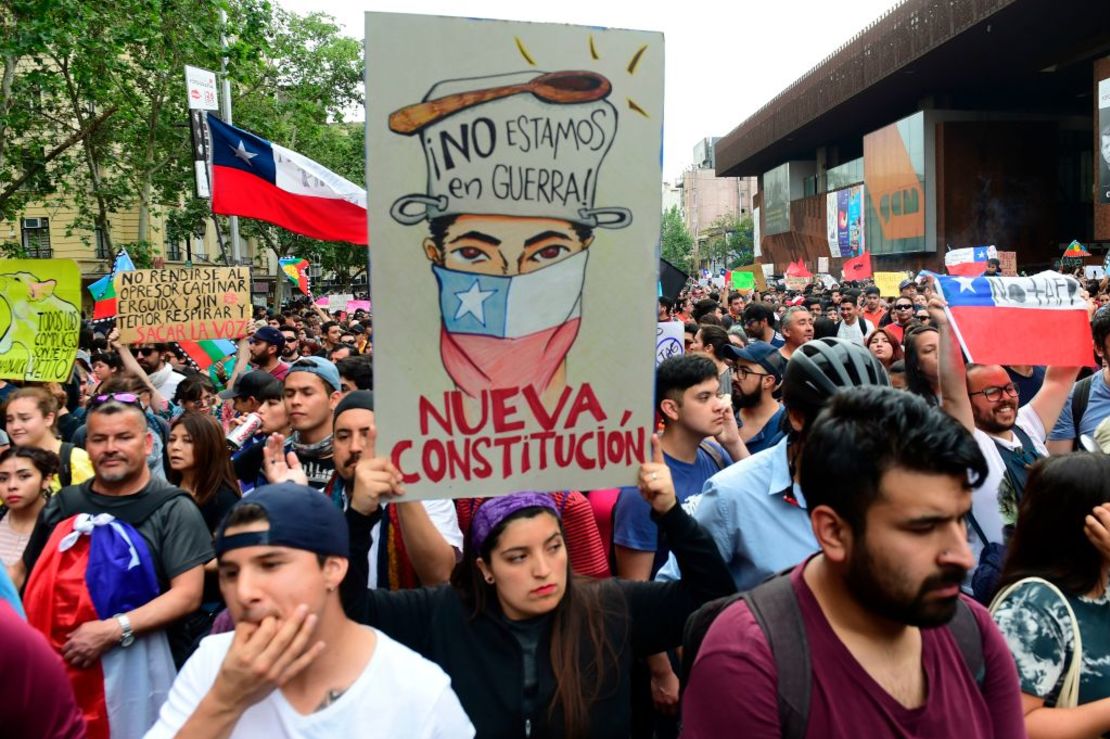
114 614 134 648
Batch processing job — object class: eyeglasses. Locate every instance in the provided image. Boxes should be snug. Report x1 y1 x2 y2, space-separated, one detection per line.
89 392 143 409
968 384 1019 402
893 304 914 310
134 347 159 355
732 366 772 379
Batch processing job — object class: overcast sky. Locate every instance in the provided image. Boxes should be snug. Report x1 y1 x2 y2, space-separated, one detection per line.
275 0 897 181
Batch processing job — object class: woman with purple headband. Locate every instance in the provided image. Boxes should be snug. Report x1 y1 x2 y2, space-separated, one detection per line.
339 435 735 738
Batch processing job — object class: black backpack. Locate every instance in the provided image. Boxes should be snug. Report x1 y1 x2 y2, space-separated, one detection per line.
1070 373 1095 448
681 571 986 739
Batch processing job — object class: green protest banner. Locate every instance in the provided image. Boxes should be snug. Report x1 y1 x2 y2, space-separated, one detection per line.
0 259 82 382
731 271 756 291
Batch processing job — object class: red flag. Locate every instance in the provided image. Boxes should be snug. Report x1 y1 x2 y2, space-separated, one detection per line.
841 252 872 280
785 259 811 278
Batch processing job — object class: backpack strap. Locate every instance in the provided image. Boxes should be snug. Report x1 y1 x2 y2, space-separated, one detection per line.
1071 374 1095 445
680 591 745 688
947 598 986 688
58 442 74 489
743 574 810 739
697 441 726 471
56 480 191 526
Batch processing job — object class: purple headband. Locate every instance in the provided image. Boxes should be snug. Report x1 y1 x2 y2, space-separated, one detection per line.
470 493 560 553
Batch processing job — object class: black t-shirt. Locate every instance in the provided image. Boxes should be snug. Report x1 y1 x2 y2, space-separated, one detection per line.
23 478 215 587
198 483 241 535
294 448 335 491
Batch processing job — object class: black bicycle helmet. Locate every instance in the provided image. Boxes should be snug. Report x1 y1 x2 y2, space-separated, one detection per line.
782 337 890 416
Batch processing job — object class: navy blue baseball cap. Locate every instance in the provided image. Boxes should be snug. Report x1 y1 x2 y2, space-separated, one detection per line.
721 341 785 381
215 482 348 559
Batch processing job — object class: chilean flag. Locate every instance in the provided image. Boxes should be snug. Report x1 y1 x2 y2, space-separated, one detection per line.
936 271 1093 366
207 115 368 245
433 250 587 397
24 514 176 739
945 245 996 276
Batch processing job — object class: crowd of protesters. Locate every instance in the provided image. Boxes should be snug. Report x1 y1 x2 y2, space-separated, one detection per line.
6 267 1110 738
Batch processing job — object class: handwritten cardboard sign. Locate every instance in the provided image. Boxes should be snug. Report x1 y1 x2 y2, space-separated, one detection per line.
0 259 81 382
115 267 252 344
784 275 811 291
328 293 355 312
997 250 1018 277
366 12 662 499
874 271 906 297
656 321 684 365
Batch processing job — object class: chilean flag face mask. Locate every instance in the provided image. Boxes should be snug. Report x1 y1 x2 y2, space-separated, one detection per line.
388 70 632 398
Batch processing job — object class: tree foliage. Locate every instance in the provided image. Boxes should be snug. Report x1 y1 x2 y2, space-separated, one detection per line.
661 205 694 273
0 1 364 280
701 212 754 270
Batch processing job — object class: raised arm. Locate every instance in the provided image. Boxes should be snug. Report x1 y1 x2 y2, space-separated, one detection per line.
1028 366 1081 438
929 298 975 433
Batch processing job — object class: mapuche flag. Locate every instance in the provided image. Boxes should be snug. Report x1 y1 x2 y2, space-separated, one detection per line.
936 271 1093 366
207 116 368 245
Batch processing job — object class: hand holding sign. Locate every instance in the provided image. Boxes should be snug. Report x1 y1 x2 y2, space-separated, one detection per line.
637 434 676 515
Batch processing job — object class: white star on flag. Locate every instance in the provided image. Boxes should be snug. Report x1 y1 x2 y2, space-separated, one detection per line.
955 276 978 293
231 139 258 166
454 280 495 325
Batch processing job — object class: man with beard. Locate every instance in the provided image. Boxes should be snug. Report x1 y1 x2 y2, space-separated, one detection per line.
278 325 301 364
741 303 785 348
247 326 290 381
682 386 1024 738
777 307 814 361
133 342 185 400
721 342 786 455
262 391 462 589
932 301 1078 563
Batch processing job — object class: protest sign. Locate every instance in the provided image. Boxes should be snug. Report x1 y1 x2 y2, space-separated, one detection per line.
347 299 372 313
784 275 811 291
938 271 1093 366
733 264 766 291
366 12 662 499
761 263 775 279
328 293 355 312
115 267 252 344
997 250 1018 276
731 270 755 291
0 259 81 382
817 257 829 274
656 322 684 365
1085 266 1106 280
874 271 905 297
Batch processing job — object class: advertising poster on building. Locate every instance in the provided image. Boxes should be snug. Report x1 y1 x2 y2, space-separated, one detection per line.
1099 77 1110 204
115 267 252 344
826 185 865 258
0 259 81 382
365 12 663 499
763 163 790 236
864 112 925 254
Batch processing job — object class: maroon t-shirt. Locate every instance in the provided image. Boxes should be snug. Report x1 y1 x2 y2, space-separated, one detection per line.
0 601 86 737
681 562 1026 738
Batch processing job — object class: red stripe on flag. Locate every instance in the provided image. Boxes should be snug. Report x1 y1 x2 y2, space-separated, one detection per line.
948 305 1093 366
212 165 367 245
945 262 987 277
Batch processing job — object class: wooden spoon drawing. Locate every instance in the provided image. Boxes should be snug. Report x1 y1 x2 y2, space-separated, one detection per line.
389 70 611 135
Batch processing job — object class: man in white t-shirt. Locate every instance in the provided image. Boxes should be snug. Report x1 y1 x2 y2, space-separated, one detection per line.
932 303 1078 555
144 483 474 738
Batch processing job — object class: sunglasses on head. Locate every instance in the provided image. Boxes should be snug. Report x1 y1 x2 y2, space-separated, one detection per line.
89 392 143 409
